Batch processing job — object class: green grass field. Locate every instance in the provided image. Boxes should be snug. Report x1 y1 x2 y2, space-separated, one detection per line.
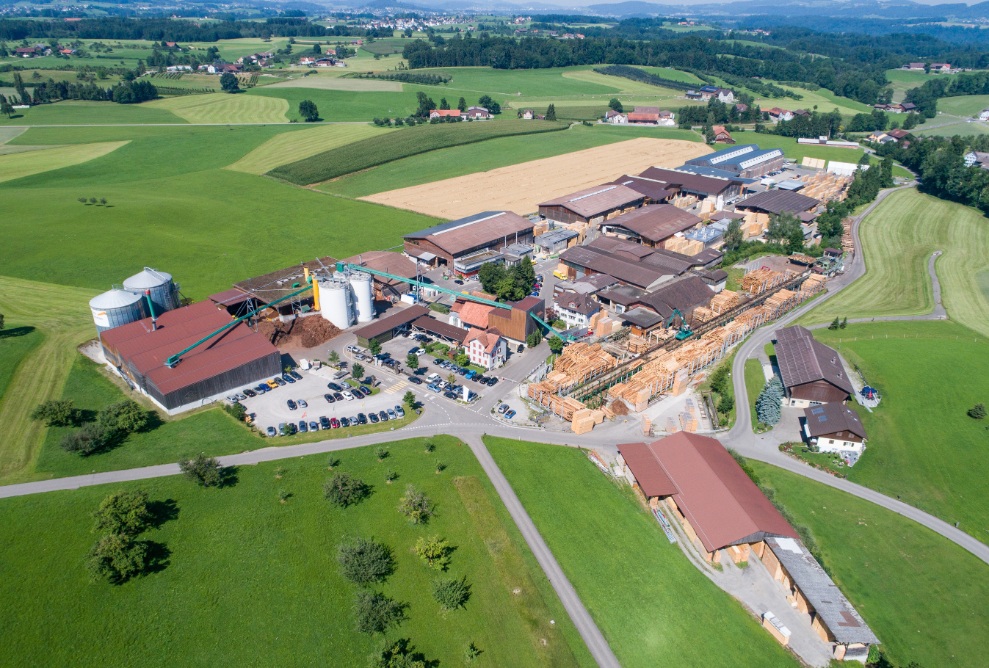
486 437 798 668
0 437 588 667
226 123 392 174
744 358 765 427
0 125 439 297
144 93 290 124
0 100 184 125
884 68 933 102
0 324 43 403
270 119 568 185
812 321 989 543
746 133 866 163
935 94 989 117
318 124 702 198
0 140 127 183
753 83 873 118
747 460 989 667
801 189 989 336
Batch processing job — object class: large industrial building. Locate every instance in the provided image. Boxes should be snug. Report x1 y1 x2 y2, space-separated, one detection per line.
636 167 748 208
100 301 281 413
538 184 645 226
600 204 703 249
403 211 535 275
683 144 786 179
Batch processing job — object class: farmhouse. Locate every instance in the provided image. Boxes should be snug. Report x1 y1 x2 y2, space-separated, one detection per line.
626 106 675 125
803 403 867 460
617 433 798 562
775 325 853 407
767 108 795 123
979 109 989 122
600 204 703 248
710 125 735 144
464 328 507 370
964 151 989 168
737 190 820 219
100 301 281 413
604 109 628 124
465 106 490 120
403 211 534 273
429 109 461 120
684 144 786 179
538 184 645 226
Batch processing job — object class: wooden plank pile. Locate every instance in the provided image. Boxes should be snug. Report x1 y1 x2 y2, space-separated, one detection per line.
709 290 741 314
801 274 827 293
841 217 855 254
627 335 651 354
589 310 624 338
665 235 705 256
742 212 770 240
764 289 799 318
678 398 699 432
741 267 789 295
571 407 605 435
552 342 618 388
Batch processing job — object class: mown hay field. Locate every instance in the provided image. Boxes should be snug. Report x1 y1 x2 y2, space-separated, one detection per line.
265 75 402 92
268 119 569 185
0 141 128 184
226 124 393 174
144 93 289 124
362 137 711 219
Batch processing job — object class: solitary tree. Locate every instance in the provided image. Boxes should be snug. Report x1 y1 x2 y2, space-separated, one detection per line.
406 353 419 370
87 532 148 584
179 454 224 487
30 399 78 427
545 104 556 121
327 350 340 366
828 317 840 330
414 535 453 571
432 575 472 611
220 72 239 93
97 400 149 435
608 98 623 113
352 362 365 380
398 485 435 524
298 99 319 122
723 220 743 252
369 339 382 356
403 390 416 409
755 377 784 426
337 536 395 584
324 472 371 508
353 590 407 635
93 490 152 536
0 97 14 118
968 403 987 420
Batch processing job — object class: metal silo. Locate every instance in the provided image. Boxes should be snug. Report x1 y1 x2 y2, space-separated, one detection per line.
123 267 179 314
349 272 375 324
319 277 354 329
90 289 147 334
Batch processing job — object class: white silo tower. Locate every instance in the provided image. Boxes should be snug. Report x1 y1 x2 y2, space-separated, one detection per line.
123 267 179 314
349 271 375 324
319 277 354 329
90 289 147 334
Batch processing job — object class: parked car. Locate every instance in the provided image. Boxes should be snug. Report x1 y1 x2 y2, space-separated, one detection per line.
357 413 368 425
444 391 458 400
485 377 498 387
378 410 389 422
387 408 397 420
243 388 257 398
298 421 308 433
498 404 509 414
282 374 295 384
290 370 303 381
428 384 441 393
368 412 379 423
267 379 279 389
297 399 308 408
408 376 423 385
327 382 343 392
287 399 297 410
273 377 286 387
330 417 340 429
342 390 354 401
255 384 268 394
309 421 319 431
324 393 335 403
319 416 331 430
394 405 405 418
333 392 344 402
505 410 516 419
266 426 277 437
340 417 350 428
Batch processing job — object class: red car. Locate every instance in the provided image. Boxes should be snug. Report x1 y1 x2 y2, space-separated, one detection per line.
330 417 340 429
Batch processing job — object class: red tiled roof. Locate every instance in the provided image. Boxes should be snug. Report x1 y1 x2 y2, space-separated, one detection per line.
619 433 797 552
457 301 496 329
431 109 461 117
465 327 501 354
100 301 279 396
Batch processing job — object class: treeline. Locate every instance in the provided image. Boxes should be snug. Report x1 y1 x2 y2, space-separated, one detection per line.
771 109 843 138
875 134 989 216
904 71 989 118
0 74 156 110
352 72 452 85
675 97 763 126
0 17 380 42
402 33 892 104
717 74 800 100
593 65 698 92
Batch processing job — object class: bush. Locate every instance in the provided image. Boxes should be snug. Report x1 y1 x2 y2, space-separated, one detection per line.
60 421 115 456
432 575 472 611
371 638 431 668
398 485 434 524
324 472 372 508
414 535 453 571
92 490 151 536
30 399 79 427
526 331 542 348
337 537 395 585
97 400 150 434
968 403 987 420
223 402 247 421
179 454 224 487
755 377 784 426
353 590 408 635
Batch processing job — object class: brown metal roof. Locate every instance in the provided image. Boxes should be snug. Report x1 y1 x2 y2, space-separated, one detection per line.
405 211 533 258
411 315 468 343
606 204 702 243
638 167 743 198
233 256 336 304
100 301 279 396
352 304 429 341
539 184 644 219
775 326 854 395
804 403 866 439
559 245 669 290
342 251 416 287
607 174 677 202
618 442 678 496
621 433 798 553
738 190 820 216
633 275 714 319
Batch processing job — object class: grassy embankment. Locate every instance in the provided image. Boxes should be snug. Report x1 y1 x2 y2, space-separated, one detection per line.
0 437 591 667
747 460 989 667
268 118 569 185
800 189 989 336
485 437 799 668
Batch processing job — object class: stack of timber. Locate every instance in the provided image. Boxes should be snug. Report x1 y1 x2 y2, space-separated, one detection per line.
841 217 855 254
764 289 799 318
709 290 741 314
741 267 789 295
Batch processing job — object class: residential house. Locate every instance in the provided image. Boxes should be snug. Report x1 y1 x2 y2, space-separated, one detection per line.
886 128 910 142
14 46 40 57
930 62 952 73
465 106 490 120
767 107 794 123
710 125 735 144
802 403 867 461
964 151 989 168
604 109 628 124
979 109 989 122
553 291 600 329
450 293 545 346
905 62 925 71
464 328 507 370
430 109 461 120
519 109 535 120
774 325 853 407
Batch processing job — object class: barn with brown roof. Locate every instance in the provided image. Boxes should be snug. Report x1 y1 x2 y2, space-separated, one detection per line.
538 184 645 226
403 211 534 272
617 432 798 563
100 301 282 413
601 204 703 248
775 325 853 407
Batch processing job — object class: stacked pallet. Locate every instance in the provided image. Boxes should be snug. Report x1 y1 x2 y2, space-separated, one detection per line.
665 235 705 256
679 398 699 432
765 289 799 318
742 212 770 240
589 311 623 338
709 290 741 314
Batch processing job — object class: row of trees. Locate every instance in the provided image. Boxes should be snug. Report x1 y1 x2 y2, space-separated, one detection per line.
904 70 989 118
31 398 152 456
87 490 166 584
0 76 158 109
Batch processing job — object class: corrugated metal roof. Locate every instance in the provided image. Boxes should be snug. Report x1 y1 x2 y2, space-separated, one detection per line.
767 537 880 645
738 190 820 215
607 174 678 202
775 326 854 395
560 245 669 290
638 167 743 198
606 204 702 243
621 433 798 553
412 314 467 343
352 304 429 340
90 289 144 310
100 301 279 396
404 211 533 257
122 267 172 290
539 184 644 219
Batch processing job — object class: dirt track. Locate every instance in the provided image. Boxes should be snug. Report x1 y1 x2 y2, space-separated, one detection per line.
360 137 711 219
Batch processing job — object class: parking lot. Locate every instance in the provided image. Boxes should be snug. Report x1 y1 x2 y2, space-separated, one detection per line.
236 367 412 437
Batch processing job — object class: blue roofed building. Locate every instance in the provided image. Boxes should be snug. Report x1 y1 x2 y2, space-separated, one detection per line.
683 144 785 179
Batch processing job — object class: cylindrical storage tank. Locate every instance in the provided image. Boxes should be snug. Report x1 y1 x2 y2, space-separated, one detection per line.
349 272 375 324
319 278 354 329
90 289 147 334
123 267 179 314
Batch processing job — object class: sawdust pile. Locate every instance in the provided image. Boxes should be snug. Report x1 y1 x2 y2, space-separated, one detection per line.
258 315 341 349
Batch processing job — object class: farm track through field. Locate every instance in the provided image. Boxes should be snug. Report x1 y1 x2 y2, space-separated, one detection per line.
0 278 96 481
